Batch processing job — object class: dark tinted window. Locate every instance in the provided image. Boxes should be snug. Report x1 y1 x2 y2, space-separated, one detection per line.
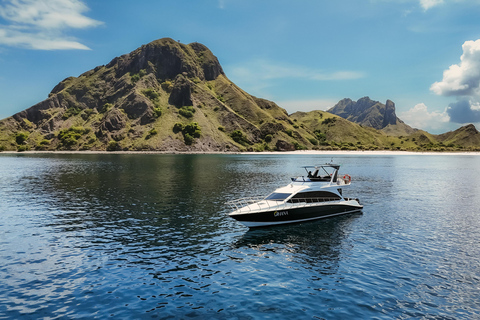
288 191 341 202
264 193 291 201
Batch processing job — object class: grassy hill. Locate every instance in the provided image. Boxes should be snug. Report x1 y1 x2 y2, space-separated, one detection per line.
291 110 480 151
0 38 320 152
0 38 479 152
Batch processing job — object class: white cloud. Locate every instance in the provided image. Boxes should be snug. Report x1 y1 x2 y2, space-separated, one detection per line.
430 39 480 126
420 0 444 10
310 71 365 81
226 60 364 107
471 101 480 111
430 39 480 97
0 28 90 50
277 99 338 114
230 59 364 83
0 0 102 50
399 103 450 130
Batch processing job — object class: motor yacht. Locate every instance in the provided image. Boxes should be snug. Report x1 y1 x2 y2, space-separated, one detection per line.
226 163 363 228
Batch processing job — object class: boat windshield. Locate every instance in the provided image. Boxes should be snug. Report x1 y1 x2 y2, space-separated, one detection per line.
264 192 291 201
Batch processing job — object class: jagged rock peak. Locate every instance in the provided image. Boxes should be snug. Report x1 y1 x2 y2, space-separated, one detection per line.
328 97 400 130
49 38 224 97
383 99 397 127
106 38 224 82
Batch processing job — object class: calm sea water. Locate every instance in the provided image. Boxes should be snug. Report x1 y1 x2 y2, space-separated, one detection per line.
1 153 480 319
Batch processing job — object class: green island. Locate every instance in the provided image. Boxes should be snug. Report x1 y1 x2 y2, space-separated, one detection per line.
1 38 479 153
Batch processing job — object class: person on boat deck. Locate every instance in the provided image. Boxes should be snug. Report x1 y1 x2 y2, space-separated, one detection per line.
308 171 312 178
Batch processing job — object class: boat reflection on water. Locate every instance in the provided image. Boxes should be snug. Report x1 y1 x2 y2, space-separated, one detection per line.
232 213 362 274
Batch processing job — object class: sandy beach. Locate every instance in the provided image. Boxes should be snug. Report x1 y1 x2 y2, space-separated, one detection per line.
1 150 480 156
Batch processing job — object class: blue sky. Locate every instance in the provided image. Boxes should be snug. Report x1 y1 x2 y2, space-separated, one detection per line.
1 0 480 133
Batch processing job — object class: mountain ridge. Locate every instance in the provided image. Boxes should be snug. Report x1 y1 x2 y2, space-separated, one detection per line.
0 38 479 152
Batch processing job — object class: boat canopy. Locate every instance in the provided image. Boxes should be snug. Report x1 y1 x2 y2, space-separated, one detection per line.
301 164 340 182
301 164 340 170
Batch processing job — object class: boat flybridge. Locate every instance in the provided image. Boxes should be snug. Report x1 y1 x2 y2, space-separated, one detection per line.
226 163 363 228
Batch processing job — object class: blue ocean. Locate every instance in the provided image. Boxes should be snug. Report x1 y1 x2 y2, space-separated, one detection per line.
1 153 479 319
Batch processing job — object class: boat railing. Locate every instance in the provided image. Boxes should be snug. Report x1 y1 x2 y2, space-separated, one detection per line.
291 176 352 185
227 196 345 213
226 196 265 212
292 176 331 182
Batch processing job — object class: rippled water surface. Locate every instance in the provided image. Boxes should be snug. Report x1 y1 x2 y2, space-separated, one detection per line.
1 153 480 319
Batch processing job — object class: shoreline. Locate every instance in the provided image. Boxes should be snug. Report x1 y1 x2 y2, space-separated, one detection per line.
1 150 480 156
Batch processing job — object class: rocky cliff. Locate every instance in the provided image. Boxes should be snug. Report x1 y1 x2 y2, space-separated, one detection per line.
327 97 415 136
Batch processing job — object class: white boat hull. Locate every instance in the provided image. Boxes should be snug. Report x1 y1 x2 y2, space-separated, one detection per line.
229 199 363 228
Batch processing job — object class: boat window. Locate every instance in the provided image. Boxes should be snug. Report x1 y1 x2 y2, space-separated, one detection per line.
288 191 341 202
264 193 291 201
308 175 331 182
